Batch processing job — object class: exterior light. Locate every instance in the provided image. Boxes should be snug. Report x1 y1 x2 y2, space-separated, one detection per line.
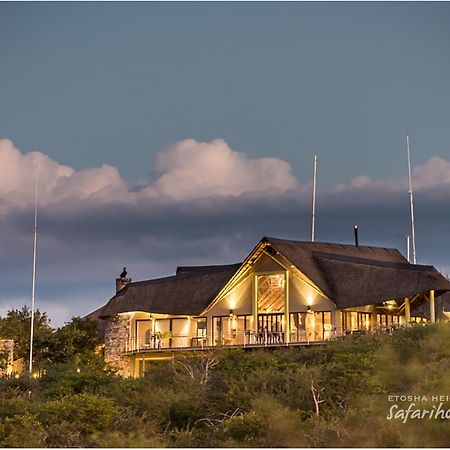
229 309 234 317
76 368 81 373
14 374 19 379
307 306 312 312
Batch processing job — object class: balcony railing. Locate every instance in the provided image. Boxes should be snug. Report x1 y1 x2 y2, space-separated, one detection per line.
123 324 410 354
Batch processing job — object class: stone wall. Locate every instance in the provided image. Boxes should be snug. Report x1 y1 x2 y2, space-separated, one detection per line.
104 314 131 377
0 339 14 377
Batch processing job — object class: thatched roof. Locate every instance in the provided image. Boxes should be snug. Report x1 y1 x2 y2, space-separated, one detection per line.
84 305 108 336
99 264 241 318
95 236 450 318
265 237 450 309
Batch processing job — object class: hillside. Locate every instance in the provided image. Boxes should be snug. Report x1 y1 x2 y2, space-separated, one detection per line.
0 323 449 447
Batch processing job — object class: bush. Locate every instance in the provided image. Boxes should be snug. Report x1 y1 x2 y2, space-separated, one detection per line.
1 322 449 447
40 359 116 398
224 411 266 443
0 413 47 447
38 393 119 435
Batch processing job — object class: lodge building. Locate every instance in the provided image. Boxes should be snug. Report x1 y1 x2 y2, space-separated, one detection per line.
91 237 450 377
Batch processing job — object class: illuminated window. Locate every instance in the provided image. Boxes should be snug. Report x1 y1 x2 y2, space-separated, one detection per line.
213 315 252 346
196 318 207 338
257 274 285 314
135 319 152 349
357 312 371 330
342 311 359 332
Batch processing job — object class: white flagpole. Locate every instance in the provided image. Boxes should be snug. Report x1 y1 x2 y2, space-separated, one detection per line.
406 135 417 264
311 155 317 242
406 234 410 263
29 163 38 376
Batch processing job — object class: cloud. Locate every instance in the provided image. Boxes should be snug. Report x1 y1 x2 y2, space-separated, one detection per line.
150 138 300 200
0 138 300 212
0 139 129 212
1 137 449 326
413 156 450 189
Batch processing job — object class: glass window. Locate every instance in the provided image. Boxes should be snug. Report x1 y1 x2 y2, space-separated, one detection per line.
136 320 152 350
312 311 332 341
290 312 307 342
257 274 285 314
213 315 252 346
377 314 388 328
171 319 190 348
322 311 332 340
213 317 230 345
357 313 371 331
342 311 358 332
196 318 207 336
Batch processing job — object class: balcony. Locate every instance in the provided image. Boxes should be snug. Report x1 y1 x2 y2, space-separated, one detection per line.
123 329 332 354
122 323 414 355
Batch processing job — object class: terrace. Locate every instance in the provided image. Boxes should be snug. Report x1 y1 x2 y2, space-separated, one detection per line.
122 320 421 354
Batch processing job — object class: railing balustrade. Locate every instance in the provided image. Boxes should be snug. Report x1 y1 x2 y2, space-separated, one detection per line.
124 323 410 353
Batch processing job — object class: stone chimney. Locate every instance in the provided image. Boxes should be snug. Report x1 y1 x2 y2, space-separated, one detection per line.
116 267 132 293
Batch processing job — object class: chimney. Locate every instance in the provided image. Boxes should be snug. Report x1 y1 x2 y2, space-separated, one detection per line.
354 225 359 246
116 267 131 293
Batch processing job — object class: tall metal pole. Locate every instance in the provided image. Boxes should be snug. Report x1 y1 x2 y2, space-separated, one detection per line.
29 163 38 376
406 234 410 263
406 135 417 264
311 155 317 242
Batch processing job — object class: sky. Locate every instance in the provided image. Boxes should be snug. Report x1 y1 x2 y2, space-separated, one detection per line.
0 2 450 327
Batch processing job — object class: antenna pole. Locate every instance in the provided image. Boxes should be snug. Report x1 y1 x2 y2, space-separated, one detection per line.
406 135 417 264
311 155 317 242
406 234 410 263
29 163 38 376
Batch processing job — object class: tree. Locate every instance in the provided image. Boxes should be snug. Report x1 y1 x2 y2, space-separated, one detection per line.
0 306 53 367
44 316 103 365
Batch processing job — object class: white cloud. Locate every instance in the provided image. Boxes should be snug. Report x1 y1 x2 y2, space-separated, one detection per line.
332 156 450 196
413 156 450 189
150 138 300 200
3 137 450 212
0 139 129 212
0 138 301 211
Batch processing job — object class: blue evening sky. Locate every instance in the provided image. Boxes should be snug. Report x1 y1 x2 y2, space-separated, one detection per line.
1 2 450 186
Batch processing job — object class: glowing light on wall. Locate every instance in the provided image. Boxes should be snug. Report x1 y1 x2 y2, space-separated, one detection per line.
306 293 315 306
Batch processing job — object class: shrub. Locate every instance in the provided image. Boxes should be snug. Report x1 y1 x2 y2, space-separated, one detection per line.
37 393 118 435
0 413 47 447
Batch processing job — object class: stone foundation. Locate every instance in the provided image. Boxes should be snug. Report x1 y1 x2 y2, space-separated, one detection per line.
104 314 131 377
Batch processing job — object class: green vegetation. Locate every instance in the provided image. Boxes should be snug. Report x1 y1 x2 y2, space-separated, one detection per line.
1 312 449 447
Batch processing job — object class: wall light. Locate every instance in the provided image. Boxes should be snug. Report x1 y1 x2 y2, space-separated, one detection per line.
228 297 237 310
